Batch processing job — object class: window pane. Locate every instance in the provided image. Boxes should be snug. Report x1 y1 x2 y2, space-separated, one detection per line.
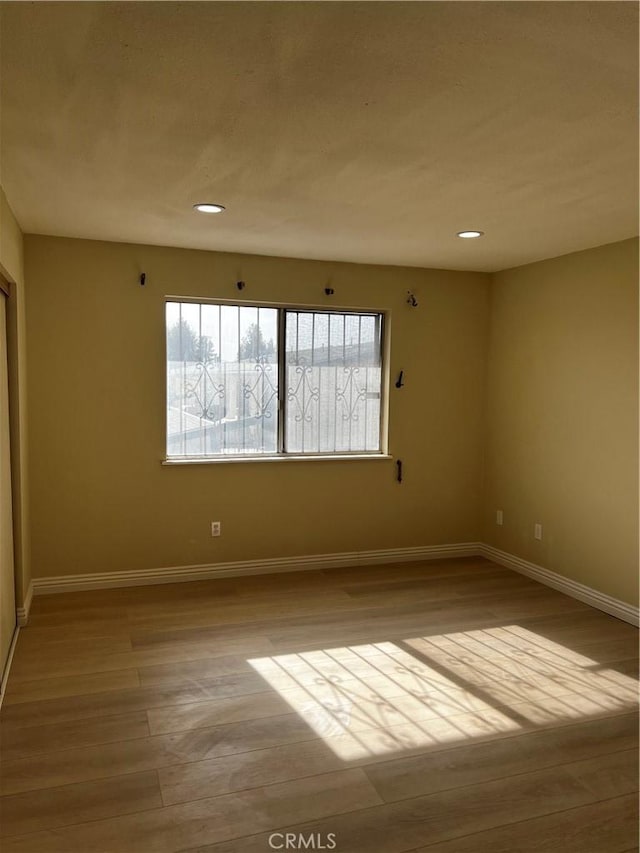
166 302 278 457
285 310 382 453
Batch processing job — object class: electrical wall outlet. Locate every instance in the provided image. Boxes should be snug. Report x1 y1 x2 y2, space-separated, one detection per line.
211 521 221 537
534 523 543 541
496 510 503 526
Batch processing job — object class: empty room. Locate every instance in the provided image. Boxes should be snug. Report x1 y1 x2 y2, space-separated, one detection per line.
0 2 638 852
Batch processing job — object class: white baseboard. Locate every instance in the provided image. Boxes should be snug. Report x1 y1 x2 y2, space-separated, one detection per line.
16 580 33 627
31 542 482 595
26 542 639 628
479 544 639 627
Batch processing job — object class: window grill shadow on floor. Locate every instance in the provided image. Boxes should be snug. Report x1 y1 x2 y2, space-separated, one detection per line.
247 625 639 760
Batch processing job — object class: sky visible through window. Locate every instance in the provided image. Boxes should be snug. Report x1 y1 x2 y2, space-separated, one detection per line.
165 303 380 364
166 301 278 363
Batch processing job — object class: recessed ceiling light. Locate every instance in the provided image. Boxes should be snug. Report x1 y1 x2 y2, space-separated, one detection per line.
457 230 484 239
193 203 225 214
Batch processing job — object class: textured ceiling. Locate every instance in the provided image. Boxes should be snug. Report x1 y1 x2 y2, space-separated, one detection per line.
1 2 638 272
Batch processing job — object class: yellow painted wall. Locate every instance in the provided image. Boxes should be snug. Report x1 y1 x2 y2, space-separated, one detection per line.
0 187 30 607
483 239 639 605
24 235 490 578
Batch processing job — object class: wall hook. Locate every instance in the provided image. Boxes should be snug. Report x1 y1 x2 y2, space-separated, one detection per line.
406 291 418 307
236 280 246 291
324 287 335 296
139 273 146 286
395 370 404 389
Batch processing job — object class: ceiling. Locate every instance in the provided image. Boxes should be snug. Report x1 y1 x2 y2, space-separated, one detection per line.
1 2 637 272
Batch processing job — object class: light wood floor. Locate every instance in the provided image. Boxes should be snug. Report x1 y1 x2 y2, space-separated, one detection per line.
1 557 638 852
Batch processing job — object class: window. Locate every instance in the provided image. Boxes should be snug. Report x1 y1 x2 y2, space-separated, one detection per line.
166 301 385 459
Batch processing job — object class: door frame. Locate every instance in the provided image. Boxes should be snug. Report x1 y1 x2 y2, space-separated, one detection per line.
0 272 19 703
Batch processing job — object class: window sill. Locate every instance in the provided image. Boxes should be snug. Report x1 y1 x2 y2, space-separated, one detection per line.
162 453 393 466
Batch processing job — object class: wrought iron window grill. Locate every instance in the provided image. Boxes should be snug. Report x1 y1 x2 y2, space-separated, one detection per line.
166 301 385 458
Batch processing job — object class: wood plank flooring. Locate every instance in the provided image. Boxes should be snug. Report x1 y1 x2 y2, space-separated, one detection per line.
1 557 637 852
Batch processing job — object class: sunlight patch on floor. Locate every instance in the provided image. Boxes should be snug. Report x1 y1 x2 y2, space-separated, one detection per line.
247 626 638 760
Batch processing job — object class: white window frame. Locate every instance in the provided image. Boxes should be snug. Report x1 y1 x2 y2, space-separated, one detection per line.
163 297 390 464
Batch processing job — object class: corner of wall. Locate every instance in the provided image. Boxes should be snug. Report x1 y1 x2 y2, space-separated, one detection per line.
0 185 32 610
481 239 639 607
